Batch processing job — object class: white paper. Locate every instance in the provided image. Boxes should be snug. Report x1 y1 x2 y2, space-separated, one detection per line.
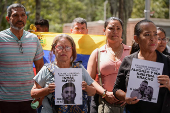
54 68 82 105
126 58 164 103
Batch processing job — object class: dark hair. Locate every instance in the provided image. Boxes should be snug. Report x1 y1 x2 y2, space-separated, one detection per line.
146 86 153 101
50 34 77 63
62 82 76 92
130 41 140 54
104 17 123 30
134 19 155 37
71 17 87 29
157 27 166 37
7 3 26 17
35 19 49 30
142 80 148 84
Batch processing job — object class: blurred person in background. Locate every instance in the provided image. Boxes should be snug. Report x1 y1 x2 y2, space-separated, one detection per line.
35 19 49 32
71 17 88 34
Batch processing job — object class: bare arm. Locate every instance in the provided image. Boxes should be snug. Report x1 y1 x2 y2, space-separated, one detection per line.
34 58 44 74
87 50 118 104
31 81 55 99
82 81 96 96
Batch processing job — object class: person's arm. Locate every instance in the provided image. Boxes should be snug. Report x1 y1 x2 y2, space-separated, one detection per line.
87 49 97 79
113 56 139 105
87 49 118 104
82 81 96 96
31 81 55 99
34 58 44 74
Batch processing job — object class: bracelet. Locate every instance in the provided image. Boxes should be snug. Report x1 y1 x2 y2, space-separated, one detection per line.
102 89 107 98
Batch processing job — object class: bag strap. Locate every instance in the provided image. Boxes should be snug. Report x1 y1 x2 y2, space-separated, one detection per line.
97 49 103 87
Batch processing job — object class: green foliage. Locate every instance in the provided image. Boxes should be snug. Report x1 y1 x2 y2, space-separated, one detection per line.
131 0 169 19
0 0 169 32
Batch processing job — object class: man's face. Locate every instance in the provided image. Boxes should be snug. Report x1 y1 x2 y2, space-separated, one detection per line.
7 7 27 30
35 25 48 32
139 82 148 92
71 23 88 34
62 86 76 103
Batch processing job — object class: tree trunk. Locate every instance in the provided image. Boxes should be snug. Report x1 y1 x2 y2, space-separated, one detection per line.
0 0 7 30
36 0 41 21
109 0 133 44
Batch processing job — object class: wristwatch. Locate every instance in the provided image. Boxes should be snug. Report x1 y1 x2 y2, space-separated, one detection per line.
102 89 107 98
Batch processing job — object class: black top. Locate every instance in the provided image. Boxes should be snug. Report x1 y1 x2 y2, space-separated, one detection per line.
113 50 170 113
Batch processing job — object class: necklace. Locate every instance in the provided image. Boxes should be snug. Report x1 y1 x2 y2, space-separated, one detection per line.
107 44 123 71
107 44 123 57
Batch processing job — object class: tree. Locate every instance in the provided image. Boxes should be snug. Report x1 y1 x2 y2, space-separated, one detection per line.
36 0 41 21
0 0 7 31
131 0 169 19
109 0 133 44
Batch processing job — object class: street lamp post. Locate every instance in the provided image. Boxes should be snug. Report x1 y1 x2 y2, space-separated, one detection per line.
144 0 150 20
104 0 108 21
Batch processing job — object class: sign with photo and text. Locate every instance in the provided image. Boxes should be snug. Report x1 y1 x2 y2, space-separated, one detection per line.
54 68 82 105
126 58 164 103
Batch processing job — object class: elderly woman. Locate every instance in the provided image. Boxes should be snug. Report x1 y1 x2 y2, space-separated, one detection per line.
31 34 96 113
113 19 170 113
87 17 130 113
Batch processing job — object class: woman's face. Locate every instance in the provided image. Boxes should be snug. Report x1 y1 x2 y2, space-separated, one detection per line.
144 87 151 95
54 38 73 62
104 20 123 43
156 30 166 53
136 22 157 53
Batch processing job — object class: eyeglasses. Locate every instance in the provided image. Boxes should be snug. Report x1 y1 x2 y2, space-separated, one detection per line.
17 40 23 54
158 38 169 43
55 45 72 52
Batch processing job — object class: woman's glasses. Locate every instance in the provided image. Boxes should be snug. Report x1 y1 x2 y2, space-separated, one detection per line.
158 37 169 43
55 45 72 52
17 40 23 54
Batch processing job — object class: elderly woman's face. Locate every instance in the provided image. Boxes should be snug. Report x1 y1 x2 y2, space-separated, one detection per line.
156 30 166 53
104 20 123 43
54 38 72 62
137 22 157 53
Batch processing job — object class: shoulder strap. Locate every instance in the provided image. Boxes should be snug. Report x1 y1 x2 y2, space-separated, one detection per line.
97 49 103 86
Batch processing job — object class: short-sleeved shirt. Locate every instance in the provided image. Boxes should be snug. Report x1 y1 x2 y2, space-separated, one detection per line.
0 29 44 102
33 63 94 113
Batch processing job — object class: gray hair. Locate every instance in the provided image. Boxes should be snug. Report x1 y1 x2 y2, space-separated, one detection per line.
7 3 26 17
71 17 87 29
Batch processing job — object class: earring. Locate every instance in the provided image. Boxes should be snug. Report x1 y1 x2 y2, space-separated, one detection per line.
70 56 73 62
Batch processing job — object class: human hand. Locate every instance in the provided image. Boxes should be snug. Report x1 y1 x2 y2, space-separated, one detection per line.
104 91 119 104
47 83 55 94
82 81 87 91
125 97 139 105
158 75 170 90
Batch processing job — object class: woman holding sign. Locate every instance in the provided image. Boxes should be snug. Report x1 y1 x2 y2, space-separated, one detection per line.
31 34 96 113
113 19 170 113
87 17 131 113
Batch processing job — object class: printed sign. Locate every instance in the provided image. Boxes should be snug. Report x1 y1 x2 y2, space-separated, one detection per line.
126 58 164 103
54 68 82 105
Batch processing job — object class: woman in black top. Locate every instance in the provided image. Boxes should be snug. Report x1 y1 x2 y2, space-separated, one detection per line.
113 19 170 113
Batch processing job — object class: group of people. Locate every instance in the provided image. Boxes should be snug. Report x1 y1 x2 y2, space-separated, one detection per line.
0 3 170 113
130 80 153 101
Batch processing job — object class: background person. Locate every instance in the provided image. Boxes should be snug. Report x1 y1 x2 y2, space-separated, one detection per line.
35 19 49 32
31 34 96 113
0 3 44 113
62 82 76 104
71 17 88 34
87 17 130 113
113 19 170 113
156 27 170 56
